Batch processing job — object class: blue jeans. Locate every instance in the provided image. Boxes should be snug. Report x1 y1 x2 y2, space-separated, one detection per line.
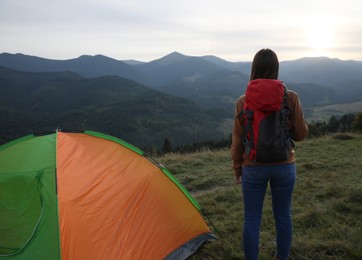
242 163 296 260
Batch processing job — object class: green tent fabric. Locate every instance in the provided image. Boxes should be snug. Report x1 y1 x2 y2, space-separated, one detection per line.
0 134 60 259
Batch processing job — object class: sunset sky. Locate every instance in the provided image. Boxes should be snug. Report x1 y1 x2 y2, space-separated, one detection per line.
1 0 361 62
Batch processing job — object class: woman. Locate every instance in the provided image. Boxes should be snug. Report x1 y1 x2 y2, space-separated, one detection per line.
231 49 308 260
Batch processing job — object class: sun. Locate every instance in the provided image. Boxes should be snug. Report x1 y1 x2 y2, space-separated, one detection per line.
303 14 337 57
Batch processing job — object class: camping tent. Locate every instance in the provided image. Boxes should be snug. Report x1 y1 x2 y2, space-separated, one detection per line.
0 130 215 259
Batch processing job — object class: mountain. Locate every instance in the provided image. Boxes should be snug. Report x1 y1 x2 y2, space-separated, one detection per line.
146 51 190 66
285 81 338 107
2 52 362 87
0 53 146 82
203 55 362 87
1 51 362 127
202 55 362 108
135 51 232 87
280 57 362 86
121 59 145 65
0 66 226 148
160 70 249 115
201 55 251 75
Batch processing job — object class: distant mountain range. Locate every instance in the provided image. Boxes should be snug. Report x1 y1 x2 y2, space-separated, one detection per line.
1 52 362 147
2 52 362 106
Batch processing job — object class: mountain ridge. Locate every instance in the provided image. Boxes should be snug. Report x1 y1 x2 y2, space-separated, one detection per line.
0 52 146 81
2 51 361 86
1 51 362 109
1 52 362 147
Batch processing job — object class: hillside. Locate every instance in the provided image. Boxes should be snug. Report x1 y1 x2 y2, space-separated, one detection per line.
1 52 362 111
157 135 362 259
0 66 226 148
304 101 362 122
1 52 362 149
160 70 249 114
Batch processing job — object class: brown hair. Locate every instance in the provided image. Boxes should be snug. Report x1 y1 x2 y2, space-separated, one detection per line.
250 48 279 81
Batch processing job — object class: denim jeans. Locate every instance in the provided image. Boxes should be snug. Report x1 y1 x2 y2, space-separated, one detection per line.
242 163 296 260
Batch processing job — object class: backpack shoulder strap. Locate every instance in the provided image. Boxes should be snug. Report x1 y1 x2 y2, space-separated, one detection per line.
242 109 254 156
281 82 289 109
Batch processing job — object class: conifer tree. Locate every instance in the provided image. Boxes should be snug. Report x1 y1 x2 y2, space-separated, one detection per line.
352 111 362 132
162 138 173 154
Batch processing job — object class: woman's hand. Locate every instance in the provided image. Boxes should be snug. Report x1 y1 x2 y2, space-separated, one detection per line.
234 168 242 184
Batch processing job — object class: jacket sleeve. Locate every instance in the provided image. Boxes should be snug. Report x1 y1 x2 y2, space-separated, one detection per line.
231 96 245 169
287 91 308 141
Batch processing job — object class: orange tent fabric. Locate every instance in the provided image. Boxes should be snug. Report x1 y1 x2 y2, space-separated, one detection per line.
57 131 213 259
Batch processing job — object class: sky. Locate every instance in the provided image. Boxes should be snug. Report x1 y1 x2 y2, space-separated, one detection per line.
1 0 362 62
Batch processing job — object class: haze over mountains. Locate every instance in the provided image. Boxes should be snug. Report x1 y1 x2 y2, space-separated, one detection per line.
1 52 362 148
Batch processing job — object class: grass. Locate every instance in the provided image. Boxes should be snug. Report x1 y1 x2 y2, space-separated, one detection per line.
157 135 362 260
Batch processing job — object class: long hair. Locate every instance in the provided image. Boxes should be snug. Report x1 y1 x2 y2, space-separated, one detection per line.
250 49 279 81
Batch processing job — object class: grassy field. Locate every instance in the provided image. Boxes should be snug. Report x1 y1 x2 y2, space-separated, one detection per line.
158 134 362 260
305 101 362 122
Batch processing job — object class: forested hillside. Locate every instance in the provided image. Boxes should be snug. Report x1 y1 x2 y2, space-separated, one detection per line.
1 52 362 150
0 66 226 149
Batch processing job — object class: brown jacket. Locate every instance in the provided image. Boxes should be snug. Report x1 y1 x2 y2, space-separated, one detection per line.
231 84 308 171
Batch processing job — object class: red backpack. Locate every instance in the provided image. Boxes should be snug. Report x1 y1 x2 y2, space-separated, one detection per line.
242 79 292 163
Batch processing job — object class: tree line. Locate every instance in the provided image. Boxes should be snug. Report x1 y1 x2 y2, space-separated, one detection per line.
307 111 362 137
154 111 362 155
